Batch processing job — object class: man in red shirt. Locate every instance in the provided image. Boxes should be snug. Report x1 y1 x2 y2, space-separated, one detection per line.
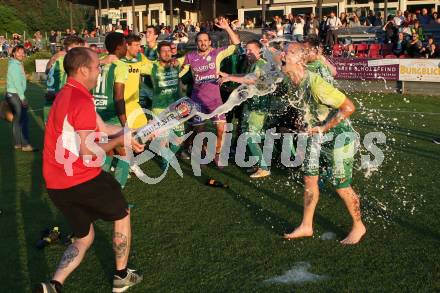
35 47 145 293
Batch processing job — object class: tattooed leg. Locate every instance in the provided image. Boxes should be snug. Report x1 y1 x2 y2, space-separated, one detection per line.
114 214 131 270
284 175 319 239
336 187 366 245
52 224 95 284
113 232 128 259
57 245 79 270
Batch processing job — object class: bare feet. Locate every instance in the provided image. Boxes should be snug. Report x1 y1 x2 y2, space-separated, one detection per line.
283 225 313 240
340 223 366 245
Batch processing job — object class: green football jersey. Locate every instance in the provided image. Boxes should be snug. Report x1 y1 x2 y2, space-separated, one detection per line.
46 56 67 95
93 59 128 124
144 60 181 109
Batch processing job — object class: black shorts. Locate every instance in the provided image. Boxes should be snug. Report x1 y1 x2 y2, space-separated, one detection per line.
47 172 128 238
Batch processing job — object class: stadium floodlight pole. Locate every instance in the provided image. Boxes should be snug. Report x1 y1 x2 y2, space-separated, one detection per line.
213 0 216 19
132 0 137 33
170 0 174 30
384 0 388 22
98 0 102 31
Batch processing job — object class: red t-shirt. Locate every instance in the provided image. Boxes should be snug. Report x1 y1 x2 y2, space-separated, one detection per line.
43 77 102 189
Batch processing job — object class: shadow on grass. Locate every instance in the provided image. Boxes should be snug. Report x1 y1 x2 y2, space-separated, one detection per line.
179 160 345 237
0 98 25 291
355 117 438 142
21 82 60 287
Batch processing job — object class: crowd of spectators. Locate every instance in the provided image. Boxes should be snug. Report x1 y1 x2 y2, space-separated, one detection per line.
1 6 438 59
256 7 439 59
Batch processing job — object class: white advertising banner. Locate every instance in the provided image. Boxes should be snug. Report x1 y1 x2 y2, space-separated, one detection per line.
398 59 440 82
35 59 49 73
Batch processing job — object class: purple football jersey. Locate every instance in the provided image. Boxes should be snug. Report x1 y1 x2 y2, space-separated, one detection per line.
184 47 225 111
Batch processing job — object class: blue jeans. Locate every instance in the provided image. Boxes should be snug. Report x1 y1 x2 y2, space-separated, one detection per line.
5 92 29 146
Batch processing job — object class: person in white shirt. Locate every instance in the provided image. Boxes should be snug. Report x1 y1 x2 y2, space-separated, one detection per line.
393 10 404 28
293 15 305 42
325 12 342 47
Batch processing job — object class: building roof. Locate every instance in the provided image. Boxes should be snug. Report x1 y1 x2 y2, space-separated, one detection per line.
69 0 155 8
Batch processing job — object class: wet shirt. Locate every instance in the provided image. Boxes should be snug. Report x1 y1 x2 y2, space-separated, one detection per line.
298 71 346 127
242 58 271 111
307 59 334 84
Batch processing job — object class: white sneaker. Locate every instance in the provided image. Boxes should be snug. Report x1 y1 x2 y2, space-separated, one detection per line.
112 269 143 293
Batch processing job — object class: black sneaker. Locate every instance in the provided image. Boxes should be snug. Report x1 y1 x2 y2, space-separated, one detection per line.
33 282 59 293
433 138 440 145
112 268 143 292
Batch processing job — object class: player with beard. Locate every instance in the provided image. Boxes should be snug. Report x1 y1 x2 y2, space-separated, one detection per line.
139 41 186 170
180 17 241 167
218 40 272 178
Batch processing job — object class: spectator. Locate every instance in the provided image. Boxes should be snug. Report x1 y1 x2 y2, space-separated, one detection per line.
417 8 431 25
403 12 413 26
367 10 378 26
195 22 201 32
375 12 383 26
359 11 368 26
401 22 412 41
411 13 418 24
49 30 57 55
1 39 10 58
432 11 438 22
340 12 348 27
392 32 408 56
407 33 424 57
5 45 36 151
383 15 397 44
292 15 305 42
306 13 320 36
274 16 284 37
411 20 425 41
319 15 328 43
284 14 293 35
348 14 361 27
343 43 356 57
325 12 342 47
393 10 404 28
425 43 438 58
23 39 33 56
245 18 255 29
33 31 43 51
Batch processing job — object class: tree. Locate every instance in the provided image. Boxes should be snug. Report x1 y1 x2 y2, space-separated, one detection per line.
0 5 27 34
